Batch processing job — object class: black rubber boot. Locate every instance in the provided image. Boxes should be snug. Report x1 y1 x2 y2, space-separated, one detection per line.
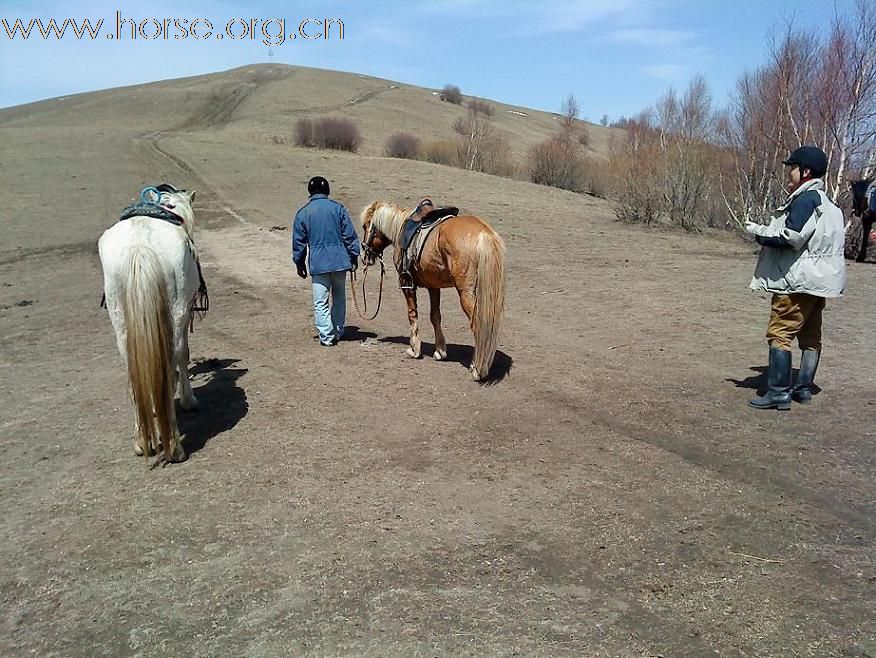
792 349 820 404
749 347 792 410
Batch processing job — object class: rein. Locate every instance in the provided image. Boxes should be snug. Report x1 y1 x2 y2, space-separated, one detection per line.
350 257 385 321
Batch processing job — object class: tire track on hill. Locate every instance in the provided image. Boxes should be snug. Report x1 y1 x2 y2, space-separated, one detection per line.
277 85 398 116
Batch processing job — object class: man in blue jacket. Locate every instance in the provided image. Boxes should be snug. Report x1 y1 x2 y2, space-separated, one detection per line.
292 176 361 346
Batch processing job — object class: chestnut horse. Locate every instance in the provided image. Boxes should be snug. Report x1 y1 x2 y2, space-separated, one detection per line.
359 201 505 381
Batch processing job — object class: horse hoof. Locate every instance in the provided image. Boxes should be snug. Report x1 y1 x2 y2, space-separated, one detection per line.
434 350 446 361
133 440 145 456
470 367 482 381
405 348 421 359
170 444 188 463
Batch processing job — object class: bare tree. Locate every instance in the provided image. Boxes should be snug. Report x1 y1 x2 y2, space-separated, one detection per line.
821 0 876 199
561 94 579 132
560 93 589 146
452 103 512 175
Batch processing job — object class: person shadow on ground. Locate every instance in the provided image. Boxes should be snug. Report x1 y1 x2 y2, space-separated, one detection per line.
726 365 820 398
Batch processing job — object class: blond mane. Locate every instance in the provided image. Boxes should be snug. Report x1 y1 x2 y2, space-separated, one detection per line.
360 201 412 243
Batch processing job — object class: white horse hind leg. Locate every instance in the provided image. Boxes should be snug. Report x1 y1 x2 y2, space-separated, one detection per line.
175 326 198 411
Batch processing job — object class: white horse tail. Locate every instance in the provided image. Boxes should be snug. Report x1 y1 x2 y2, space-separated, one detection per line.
122 245 175 459
471 229 506 381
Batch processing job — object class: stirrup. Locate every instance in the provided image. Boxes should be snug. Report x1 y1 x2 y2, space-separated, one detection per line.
399 273 415 290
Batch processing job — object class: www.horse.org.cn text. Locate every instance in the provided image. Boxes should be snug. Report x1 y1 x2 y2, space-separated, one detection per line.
1 13 345 45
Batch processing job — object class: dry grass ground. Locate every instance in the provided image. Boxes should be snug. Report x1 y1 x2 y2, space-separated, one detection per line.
0 64 874 657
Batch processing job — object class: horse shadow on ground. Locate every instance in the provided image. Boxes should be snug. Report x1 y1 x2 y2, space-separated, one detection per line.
378 335 513 384
178 358 248 455
726 366 819 397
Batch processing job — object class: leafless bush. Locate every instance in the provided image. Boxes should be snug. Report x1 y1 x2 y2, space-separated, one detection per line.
465 99 494 116
579 156 612 198
385 132 421 159
440 84 463 104
528 134 586 191
420 140 458 166
315 117 361 152
475 132 516 177
295 118 315 147
607 112 664 226
296 117 361 152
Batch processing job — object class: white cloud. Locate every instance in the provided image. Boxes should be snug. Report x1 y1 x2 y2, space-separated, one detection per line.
608 28 694 46
643 63 690 80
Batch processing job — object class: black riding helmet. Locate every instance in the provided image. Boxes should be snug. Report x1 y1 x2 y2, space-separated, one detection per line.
783 146 828 178
308 176 330 196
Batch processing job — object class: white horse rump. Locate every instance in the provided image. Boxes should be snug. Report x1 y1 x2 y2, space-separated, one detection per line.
98 189 201 464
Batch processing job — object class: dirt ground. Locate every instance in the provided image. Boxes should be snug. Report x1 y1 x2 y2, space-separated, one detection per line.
1 65 874 657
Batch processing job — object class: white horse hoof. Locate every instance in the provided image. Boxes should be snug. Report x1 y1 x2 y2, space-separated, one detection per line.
133 439 144 456
405 347 421 359
470 367 482 381
434 350 447 361
180 395 199 412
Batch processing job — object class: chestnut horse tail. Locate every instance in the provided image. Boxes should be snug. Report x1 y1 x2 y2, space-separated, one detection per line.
122 245 175 458
472 229 506 380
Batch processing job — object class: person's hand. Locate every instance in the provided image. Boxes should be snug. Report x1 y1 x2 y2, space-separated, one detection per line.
745 220 764 236
296 261 308 279
350 255 359 272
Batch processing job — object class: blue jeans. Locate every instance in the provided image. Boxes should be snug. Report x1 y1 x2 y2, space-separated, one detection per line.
311 271 347 344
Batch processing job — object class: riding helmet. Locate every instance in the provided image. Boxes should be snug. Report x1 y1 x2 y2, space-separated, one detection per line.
783 146 828 177
308 176 330 196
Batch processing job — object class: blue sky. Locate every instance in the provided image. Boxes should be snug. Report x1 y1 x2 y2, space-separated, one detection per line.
0 0 858 119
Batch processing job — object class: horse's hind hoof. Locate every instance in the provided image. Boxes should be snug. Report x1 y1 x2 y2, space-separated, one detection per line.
433 350 447 361
470 367 482 381
133 440 145 456
405 347 422 359
160 447 188 465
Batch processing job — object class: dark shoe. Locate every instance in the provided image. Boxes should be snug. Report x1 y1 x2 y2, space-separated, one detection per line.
320 340 336 347
792 349 820 404
749 347 792 410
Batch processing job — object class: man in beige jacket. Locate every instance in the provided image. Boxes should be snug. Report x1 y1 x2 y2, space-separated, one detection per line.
745 146 847 410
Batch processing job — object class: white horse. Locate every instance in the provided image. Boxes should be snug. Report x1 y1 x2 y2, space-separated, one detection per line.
98 188 201 463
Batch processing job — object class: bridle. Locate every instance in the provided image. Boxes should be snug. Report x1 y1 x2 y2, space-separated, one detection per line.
350 220 386 320
361 221 380 263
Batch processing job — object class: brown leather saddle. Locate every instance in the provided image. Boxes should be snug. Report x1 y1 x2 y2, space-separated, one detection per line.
398 199 459 289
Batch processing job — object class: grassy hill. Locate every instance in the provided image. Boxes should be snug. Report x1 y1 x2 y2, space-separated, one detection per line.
0 63 621 159
1 63 873 658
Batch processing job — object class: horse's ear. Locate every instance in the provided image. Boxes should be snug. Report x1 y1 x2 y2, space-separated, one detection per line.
188 190 197 203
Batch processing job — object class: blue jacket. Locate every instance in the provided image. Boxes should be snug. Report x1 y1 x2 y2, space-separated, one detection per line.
292 194 360 275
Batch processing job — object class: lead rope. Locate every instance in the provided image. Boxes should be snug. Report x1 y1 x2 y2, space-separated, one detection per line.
350 258 385 321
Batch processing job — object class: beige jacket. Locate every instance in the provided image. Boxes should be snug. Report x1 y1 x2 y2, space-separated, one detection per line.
748 179 847 298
